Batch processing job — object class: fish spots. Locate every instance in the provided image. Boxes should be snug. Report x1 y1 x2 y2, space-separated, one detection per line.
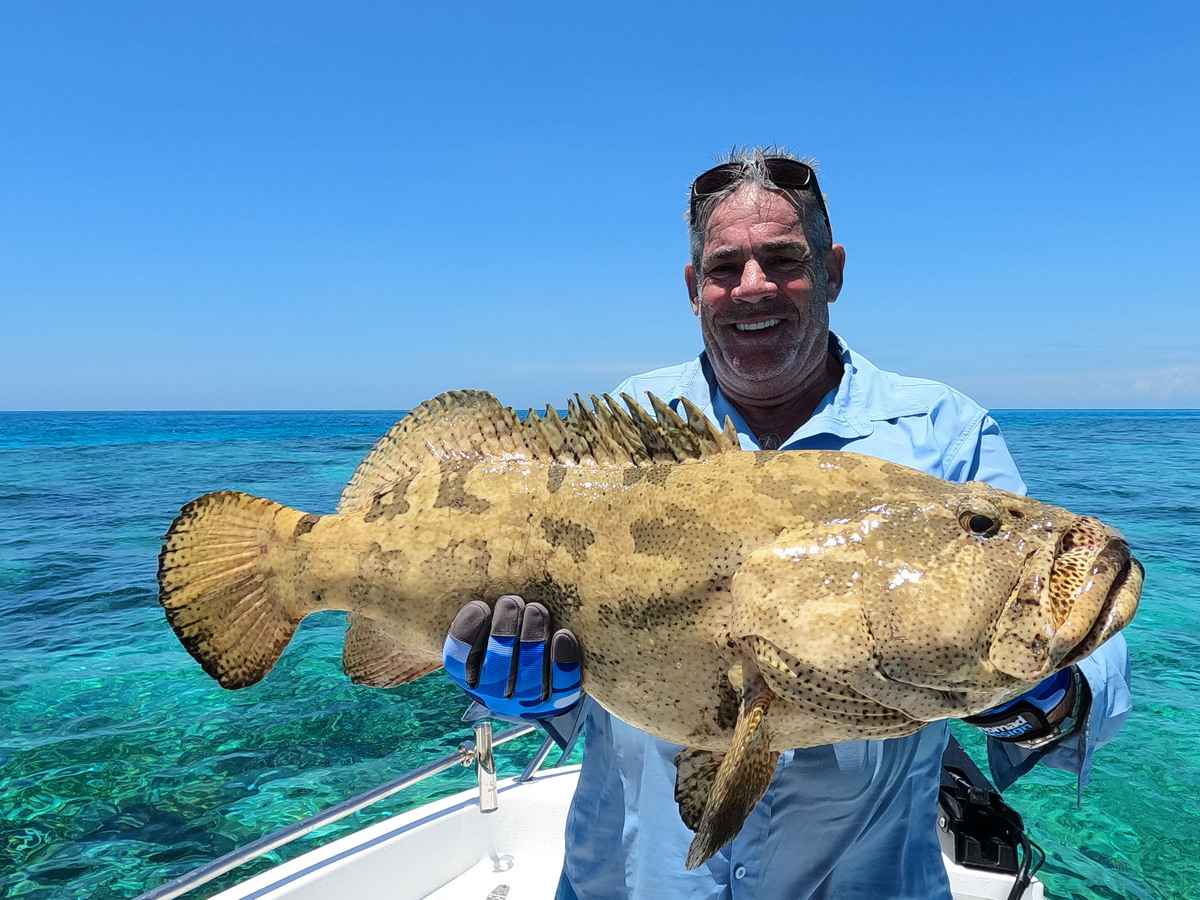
749 636 910 730
1060 517 1108 553
291 514 322 539
630 503 736 567
751 450 784 469
520 575 582 616
433 465 491 514
361 542 411 581
363 475 415 522
540 517 595 564
596 579 723 633
622 465 672 487
827 452 869 473
428 539 491 582
547 465 567 493
755 473 796 505
715 675 740 731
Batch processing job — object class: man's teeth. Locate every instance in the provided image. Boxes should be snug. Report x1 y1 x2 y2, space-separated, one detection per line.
735 319 782 332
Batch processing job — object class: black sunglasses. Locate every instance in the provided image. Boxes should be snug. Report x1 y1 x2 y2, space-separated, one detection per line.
689 158 831 237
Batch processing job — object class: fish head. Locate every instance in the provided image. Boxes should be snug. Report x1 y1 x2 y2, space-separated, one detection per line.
732 478 1142 726
869 484 1143 694
978 495 1143 683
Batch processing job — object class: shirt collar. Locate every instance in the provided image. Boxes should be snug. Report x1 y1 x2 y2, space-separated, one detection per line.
693 333 930 449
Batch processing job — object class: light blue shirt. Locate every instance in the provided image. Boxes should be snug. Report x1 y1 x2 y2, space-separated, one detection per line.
556 336 1132 900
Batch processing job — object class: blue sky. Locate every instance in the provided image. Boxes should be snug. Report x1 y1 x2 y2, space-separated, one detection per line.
2 2 1196 411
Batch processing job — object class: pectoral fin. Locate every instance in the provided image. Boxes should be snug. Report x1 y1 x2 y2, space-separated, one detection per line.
678 668 779 869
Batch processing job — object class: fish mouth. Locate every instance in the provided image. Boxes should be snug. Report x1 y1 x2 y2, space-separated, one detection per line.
990 517 1143 681
1048 524 1142 667
1058 548 1143 668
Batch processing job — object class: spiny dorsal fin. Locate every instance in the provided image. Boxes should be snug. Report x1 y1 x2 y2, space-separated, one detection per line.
339 390 520 512
648 394 701 460
622 395 683 462
338 389 741 512
597 394 653 464
681 396 741 452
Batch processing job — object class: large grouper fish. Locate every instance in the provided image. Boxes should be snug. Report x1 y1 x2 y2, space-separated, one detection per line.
158 390 1142 867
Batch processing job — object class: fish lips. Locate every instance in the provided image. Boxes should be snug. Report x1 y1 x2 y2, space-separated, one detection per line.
1058 549 1143 669
990 521 1142 682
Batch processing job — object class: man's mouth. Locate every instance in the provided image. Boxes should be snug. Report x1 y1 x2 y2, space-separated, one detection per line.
734 318 782 332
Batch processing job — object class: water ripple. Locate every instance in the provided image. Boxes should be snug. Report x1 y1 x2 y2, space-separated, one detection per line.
2 409 1197 900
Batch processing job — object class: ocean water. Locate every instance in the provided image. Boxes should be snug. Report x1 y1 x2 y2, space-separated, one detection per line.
1 409 1197 900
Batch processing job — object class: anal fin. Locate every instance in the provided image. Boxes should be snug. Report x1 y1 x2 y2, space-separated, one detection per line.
674 748 722 833
681 668 779 869
343 612 440 687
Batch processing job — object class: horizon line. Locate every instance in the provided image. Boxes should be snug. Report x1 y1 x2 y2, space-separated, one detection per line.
4 406 1199 414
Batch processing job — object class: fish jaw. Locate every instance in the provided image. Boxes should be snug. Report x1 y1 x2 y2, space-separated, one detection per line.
1057 546 1143 669
989 516 1142 681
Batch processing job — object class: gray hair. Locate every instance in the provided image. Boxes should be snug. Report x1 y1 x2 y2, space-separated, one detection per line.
687 146 832 278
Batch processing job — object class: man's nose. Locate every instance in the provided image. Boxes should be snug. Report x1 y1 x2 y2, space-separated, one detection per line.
731 259 775 303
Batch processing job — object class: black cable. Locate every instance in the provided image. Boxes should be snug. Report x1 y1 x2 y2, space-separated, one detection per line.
1005 833 1046 900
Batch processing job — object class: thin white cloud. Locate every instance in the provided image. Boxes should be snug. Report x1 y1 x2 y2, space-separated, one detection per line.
957 362 1200 408
1129 364 1200 400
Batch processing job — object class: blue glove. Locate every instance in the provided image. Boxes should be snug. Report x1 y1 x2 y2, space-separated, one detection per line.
443 595 582 720
964 666 1090 749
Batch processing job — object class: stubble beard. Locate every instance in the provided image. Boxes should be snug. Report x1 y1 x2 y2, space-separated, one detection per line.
703 303 831 399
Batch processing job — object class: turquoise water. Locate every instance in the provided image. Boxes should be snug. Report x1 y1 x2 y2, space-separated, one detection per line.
2 410 1197 899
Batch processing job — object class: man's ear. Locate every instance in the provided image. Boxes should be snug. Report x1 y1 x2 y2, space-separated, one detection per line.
685 262 700 315
825 244 846 303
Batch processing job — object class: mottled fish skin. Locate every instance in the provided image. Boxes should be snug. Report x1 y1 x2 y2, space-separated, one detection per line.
157 390 1143 865
266 443 1137 748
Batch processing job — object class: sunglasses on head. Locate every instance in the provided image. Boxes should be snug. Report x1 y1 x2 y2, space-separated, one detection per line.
689 158 831 237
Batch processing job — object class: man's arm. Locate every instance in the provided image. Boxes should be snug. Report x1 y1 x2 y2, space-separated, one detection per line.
984 634 1132 792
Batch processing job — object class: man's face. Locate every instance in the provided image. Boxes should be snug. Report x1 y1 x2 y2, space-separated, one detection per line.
685 185 845 401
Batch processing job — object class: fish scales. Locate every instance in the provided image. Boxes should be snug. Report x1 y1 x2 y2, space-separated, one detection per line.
158 389 1142 868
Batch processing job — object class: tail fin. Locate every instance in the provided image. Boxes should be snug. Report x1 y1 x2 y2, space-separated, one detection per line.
158 490 307 689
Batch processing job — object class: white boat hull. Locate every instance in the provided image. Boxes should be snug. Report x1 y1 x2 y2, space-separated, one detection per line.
209 765 1043 900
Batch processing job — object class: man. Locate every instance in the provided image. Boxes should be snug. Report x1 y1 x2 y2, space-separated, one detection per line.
442 148 1133 898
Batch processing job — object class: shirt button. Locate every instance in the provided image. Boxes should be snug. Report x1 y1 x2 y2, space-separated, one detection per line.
734 865 747 880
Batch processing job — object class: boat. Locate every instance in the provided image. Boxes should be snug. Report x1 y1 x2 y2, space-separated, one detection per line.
133 720 1045 900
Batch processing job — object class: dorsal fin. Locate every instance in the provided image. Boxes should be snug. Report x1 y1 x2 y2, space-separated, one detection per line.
338 389 741 512
338 390 517 512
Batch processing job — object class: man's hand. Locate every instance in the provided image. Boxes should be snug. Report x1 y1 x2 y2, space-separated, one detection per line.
964 665 1090 750
442 595 582 720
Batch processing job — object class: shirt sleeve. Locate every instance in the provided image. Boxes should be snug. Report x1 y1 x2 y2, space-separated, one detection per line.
943 413 1027 495
986 633 1133 793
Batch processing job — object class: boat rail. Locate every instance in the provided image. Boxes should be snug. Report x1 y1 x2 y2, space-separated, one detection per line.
134 722 553 900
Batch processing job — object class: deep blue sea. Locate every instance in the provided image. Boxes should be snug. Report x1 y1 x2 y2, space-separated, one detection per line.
2 410 1197 900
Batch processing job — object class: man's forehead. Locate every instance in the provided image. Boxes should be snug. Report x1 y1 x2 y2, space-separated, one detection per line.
703 185 807 244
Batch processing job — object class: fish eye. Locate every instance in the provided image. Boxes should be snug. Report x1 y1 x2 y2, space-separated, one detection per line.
957 502 1003 537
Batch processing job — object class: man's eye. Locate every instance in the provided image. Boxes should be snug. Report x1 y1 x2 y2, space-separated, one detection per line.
768 257 807 270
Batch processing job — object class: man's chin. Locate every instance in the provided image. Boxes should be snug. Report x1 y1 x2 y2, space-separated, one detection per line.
715 355 797 389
